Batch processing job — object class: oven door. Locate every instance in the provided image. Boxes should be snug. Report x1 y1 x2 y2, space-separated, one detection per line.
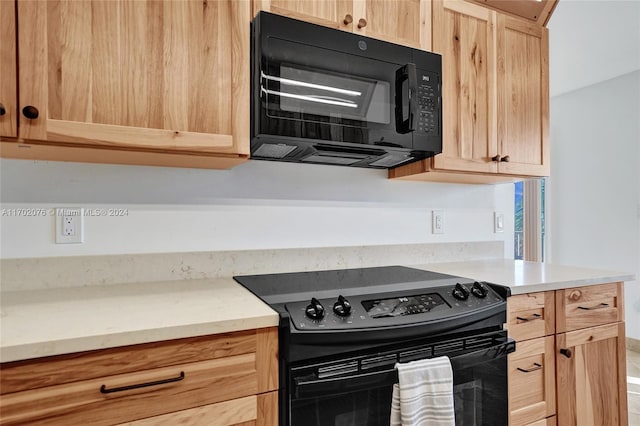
287 335 515 426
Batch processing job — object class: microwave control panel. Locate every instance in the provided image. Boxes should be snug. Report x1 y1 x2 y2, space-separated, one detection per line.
416 72 440 136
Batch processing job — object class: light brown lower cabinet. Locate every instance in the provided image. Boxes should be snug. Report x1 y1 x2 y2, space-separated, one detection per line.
556 322 628 426
0 328 278 426
508 283 628 426
508 336 556 426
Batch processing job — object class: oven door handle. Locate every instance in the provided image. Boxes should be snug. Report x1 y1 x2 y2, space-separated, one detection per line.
395 63 417 134
293 339 516 400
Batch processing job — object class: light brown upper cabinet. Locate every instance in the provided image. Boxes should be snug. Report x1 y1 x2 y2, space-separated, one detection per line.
390 0 550 183
0 0 18 139
496 15 549 176
253 0 431 50
1 0 251 169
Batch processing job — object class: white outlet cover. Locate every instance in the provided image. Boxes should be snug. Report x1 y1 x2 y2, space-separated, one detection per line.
55 208 84 244
432 210 445 234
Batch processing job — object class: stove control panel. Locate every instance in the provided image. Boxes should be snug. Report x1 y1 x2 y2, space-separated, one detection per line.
286 281 505 331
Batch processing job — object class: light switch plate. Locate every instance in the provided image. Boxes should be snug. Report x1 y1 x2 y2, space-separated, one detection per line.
432 210 445 234
494 211 505 233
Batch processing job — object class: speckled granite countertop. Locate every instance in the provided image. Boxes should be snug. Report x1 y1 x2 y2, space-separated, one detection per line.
1 259 634 363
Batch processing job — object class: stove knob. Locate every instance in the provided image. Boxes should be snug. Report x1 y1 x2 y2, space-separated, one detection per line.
305 297 325 320
471 281 488 298
333 295 352 317
452 283 470 301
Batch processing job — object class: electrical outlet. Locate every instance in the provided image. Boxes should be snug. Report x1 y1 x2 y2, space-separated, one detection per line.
494 211 505 233
432 210 445 234
56 208 84 243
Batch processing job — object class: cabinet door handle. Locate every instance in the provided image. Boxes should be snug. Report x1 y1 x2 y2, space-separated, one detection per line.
100 371 185 394
516 313 542 322
22 105 39 120
343 14 353 25
357 18 367 29
0 103 5 116
491 155 501 162
500 155 510 162
517 362 542 373
577 303 609 311
560 348 572 358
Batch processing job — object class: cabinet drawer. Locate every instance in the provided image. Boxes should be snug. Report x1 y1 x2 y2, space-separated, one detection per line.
506 292 555 341
556 283 623 333
508 336 556 426
118 391 278 426
0 328 278 426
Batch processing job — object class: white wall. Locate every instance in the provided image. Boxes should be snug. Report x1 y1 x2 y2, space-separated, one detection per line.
548 70 640 339
0 159 514 259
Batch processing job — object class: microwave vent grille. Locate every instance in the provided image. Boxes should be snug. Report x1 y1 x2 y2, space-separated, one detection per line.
254 143 297 159
369 154 413 168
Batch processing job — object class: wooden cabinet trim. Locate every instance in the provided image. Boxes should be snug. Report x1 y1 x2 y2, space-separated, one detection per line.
257 391 278 426
116 395 258 426
0 0 18 139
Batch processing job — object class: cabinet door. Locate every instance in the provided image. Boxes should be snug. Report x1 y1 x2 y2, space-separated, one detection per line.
496 15 549 176
16 0 249 157
253 0 353 30
431 0 498 174
509 336 556 426
556 323 628 426
0 0 18 138
356 0 430 49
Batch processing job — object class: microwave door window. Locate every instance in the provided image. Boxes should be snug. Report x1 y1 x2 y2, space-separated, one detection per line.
263 66 390 126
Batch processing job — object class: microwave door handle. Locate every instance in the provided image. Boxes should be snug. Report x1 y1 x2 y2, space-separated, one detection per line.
395 63 417 134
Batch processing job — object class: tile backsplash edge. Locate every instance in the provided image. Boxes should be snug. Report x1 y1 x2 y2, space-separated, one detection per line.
1 241 504 291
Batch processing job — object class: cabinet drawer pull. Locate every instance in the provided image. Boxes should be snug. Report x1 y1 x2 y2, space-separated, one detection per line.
500 155 510 162
577 303 609 311
0 103 5 116
516 313 542 322
100 371 185 394
357 18 367 29
491 155 501 162
560 348 572 358
343 14 353 25
517 362 542 373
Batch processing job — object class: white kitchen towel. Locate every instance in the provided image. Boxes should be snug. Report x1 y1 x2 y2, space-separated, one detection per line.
390 356 455 426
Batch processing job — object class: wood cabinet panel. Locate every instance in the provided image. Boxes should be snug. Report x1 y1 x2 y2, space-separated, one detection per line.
556 322 628 426
496 15 549 176
1 330 258 394
13 0 249 162
118 395 258 426
525 416 556 426
431 0 498 174
253 0 352 29
508 336 556 426
555 283 623 333
0 0 18 139
506 291 555 341
0 328 278 426
254 0 429 49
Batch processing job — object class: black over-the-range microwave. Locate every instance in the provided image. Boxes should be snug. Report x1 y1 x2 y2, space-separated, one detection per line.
251 12 442 169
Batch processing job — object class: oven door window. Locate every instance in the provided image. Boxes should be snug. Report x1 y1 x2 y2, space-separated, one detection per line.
288 339 511 426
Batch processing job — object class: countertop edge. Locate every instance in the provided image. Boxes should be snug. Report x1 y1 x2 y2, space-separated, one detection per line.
0 313 280 364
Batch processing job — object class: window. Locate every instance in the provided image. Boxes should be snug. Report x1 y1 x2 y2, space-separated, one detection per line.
514 179 546 261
